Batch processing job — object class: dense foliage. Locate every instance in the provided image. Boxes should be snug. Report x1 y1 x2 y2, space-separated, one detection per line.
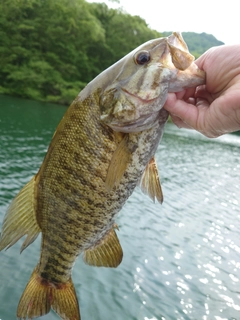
0 0 161 105
0 1 223 105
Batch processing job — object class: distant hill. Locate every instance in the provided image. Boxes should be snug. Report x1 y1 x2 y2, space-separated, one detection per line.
161 32 224 58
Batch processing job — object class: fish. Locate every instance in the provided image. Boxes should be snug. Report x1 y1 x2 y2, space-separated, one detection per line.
0 32 205 320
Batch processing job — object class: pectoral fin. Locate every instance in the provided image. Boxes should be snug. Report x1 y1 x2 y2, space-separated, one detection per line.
105 134 131 191
0 176 41 253
139 157 163 204
83 226 123 268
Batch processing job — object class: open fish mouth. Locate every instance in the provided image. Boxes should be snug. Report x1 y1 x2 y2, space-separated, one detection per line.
100 32 205 134
101 86 168 133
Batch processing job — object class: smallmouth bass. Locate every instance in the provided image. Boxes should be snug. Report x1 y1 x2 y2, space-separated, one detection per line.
0 32 205 319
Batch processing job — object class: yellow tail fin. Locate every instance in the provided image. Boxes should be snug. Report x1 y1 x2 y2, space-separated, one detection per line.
17 266 80 320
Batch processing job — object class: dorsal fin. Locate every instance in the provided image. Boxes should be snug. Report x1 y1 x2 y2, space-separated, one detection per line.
138 157 163 204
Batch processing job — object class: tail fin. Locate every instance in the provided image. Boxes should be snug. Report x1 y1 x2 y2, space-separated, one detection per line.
17 266 80 320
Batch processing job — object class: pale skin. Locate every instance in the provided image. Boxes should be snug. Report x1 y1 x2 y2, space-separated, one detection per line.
164 45 240 138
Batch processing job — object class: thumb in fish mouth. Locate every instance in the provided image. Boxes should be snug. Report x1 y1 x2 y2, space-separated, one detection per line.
165 32 205 91
100 32 205 133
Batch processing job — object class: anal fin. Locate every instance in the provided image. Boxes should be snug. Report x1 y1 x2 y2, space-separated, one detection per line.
0 176 41 253
83 226 123 268
139 157 163 204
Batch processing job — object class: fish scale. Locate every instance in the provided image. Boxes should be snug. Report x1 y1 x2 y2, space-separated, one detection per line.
39 94 168 283
36 93 130 283
0 32 205 319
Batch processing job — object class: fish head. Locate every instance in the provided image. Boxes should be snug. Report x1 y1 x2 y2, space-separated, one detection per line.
100 32 205 133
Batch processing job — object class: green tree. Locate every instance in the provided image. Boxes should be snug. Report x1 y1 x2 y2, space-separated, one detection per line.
0 0 105 104
0 0 161 105
89 3 161 69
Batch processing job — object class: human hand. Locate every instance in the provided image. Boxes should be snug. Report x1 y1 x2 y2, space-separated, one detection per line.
164 45 240 137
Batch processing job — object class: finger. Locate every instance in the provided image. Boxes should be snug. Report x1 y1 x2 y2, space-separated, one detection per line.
196 97 210 108
181 87 197 101
164 93 202 130
195 86 215 104
185 97 196 105
175 90 187 100
170 115 193 129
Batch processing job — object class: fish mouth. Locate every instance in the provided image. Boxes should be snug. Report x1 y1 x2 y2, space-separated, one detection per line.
100 85 164 133
108 87 165 133
100 32 206 134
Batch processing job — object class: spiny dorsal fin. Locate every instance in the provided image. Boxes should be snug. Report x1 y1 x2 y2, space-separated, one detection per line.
105 134 131 191
138 157 163 204
83 226 123 268
0 176 41 253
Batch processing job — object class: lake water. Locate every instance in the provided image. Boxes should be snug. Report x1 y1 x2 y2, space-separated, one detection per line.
0 95 240 320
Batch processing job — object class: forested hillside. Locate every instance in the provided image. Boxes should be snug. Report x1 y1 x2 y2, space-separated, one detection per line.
0 0 223 105
0 0 161 105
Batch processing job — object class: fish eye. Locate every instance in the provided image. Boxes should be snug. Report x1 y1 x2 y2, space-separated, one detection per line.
134 51 151 65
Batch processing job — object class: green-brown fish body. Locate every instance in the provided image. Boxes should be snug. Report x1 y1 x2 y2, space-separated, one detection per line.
0 32 205 319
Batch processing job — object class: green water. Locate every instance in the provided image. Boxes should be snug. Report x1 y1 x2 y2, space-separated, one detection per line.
0 95 240 320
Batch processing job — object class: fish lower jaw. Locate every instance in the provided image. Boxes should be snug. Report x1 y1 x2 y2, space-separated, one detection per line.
106 112 162 133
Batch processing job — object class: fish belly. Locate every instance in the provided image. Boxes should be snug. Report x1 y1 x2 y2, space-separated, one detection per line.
36 97 167 283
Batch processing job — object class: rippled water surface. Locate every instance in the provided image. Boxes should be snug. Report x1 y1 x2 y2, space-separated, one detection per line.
0 95 240 320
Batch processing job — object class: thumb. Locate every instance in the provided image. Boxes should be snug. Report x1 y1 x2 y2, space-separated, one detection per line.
164 93 201 129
